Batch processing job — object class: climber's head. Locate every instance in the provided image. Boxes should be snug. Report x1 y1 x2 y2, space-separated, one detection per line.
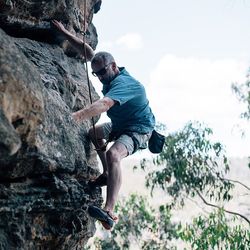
91 52 119 84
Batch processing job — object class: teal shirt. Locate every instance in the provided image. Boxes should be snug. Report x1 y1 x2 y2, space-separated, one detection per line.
102 67 155 133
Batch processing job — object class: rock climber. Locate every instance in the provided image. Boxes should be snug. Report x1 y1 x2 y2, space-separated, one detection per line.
51 20 155 230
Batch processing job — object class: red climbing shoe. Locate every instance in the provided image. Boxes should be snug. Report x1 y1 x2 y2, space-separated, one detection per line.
88 174 108 188
88 205 118 230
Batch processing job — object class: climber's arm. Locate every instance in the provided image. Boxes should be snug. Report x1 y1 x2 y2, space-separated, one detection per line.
72 97 115 122
51 20 94 61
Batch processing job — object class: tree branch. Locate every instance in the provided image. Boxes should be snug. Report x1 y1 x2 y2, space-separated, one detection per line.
195 189 250 225
187 197 210 215
222 178 250 191
206 164 250 191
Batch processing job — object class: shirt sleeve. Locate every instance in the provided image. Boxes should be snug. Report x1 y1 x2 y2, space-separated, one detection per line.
105 81 142 105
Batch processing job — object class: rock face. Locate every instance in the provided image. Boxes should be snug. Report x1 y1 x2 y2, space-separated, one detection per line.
0 1 103 249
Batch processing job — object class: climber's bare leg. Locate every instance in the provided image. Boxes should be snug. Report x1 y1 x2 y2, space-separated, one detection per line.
103 141 128 213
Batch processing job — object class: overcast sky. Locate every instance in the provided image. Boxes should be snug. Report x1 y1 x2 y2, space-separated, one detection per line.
89 0 250 157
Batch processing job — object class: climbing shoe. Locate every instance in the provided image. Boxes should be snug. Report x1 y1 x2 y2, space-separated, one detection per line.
88 174 108 188
88 205 118 230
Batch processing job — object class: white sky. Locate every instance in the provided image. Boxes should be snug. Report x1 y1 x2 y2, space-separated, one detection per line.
89 0 250 157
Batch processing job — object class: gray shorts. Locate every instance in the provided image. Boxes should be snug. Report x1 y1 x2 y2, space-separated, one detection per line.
101 122 151 155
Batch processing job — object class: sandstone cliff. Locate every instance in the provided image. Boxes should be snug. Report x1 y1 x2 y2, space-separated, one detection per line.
0 0 103 249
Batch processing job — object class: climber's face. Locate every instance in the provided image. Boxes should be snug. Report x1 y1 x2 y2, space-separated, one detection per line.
91 61 117 84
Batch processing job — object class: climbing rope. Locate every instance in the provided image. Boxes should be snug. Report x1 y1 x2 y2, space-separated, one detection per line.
81 0 106 152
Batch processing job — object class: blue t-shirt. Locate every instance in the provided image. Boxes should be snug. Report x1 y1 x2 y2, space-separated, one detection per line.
102 67 155 134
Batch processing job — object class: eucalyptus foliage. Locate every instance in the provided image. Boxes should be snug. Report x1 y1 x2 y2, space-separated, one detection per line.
178 209 250 250
142 121 234 207
232 69 250 121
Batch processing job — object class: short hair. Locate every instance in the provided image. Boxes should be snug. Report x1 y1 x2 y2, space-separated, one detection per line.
91 51 115 66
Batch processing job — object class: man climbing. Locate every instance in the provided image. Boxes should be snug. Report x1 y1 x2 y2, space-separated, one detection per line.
51 20 155 230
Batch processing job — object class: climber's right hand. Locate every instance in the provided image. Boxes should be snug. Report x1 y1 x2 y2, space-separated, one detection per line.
51 20 67 34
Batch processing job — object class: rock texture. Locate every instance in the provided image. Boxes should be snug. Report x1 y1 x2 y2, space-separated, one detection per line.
0 0 103 249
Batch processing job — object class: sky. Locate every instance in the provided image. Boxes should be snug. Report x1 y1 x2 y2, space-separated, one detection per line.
89 0 250 158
